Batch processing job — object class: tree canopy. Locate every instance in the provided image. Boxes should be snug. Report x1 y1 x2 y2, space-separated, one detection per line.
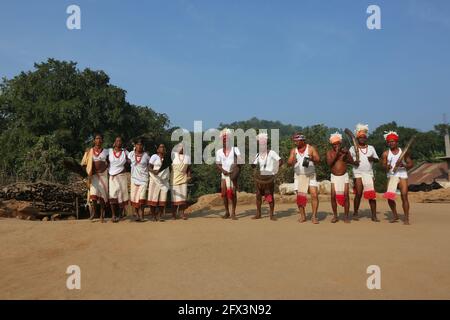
0 59 170 182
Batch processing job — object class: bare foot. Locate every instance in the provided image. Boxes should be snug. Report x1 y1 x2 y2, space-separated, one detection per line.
371 216 380 222
312 217 319 224
403 219 410 225
331 216 338 223
298 217 307 223
352 214 359 221
344 218 351 224
389 217 399 223
270 215 277 221
231 215 238 220
222 213 230 219
252 215 261 220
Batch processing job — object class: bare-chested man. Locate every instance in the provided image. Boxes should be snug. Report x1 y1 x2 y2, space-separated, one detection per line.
381 131 414 225
326 132 357 223
287 133 321 224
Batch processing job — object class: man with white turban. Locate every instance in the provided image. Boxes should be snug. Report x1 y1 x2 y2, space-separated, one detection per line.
215 128 242 220
251 132 282 221
326 132 357 223
349 124 380 222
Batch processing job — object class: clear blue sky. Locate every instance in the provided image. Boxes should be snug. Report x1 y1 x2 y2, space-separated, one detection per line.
1 0 449 132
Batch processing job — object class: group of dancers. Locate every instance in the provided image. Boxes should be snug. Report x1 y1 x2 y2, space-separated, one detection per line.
218 124 413 225
80 123 413 225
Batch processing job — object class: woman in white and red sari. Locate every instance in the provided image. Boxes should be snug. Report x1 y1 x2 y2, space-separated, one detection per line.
108 136 130 223
128 139 150 222
82 133 109 223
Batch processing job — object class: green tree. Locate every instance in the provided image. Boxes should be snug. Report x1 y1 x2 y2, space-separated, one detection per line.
0 58 170 182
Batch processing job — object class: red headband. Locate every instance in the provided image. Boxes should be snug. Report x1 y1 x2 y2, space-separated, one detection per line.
386 133 399 142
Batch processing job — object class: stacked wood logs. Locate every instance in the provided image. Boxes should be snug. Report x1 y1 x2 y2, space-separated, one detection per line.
0 180 87 213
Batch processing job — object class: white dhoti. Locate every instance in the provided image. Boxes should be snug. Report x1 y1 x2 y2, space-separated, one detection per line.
109 173 129 207
383 176 400 200
331 173 349 207
89 171 109 204
383 168 407 200
221 173 237 200
294 173 317 207
171 183 188 205
130 183 147 208
354 172 376 200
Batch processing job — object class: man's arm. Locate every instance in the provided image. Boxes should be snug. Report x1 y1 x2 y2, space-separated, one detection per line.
326 150 335 167
326 149 340 167
309 146 320 164
381 151 389 172
216 163 228 175
287 148 296 166
402 153 414 170
345 148 358 165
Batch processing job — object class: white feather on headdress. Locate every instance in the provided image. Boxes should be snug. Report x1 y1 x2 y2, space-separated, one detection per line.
329 132 342 143
355 123 369 136
383 130 399 140
257 132 268 141
220 128 232 137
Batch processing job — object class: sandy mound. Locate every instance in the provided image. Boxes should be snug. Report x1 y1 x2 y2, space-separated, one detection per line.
410 188 450 203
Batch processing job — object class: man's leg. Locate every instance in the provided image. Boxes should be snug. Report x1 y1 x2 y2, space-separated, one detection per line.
388 199 399 223
221 179 230 219
310 186 319 224
254 189 262 219
369 199 378 222
353 178 363 220
330 184 338 223
344 183 350 223
231 183 238 220
387 180 399 223
296 192 307 223
269 195 276 220
399 179 410 225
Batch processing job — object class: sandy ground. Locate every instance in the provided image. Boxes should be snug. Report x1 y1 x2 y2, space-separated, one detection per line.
1 199 450 300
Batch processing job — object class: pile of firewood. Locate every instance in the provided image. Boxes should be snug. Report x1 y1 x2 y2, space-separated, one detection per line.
0 180 87 212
